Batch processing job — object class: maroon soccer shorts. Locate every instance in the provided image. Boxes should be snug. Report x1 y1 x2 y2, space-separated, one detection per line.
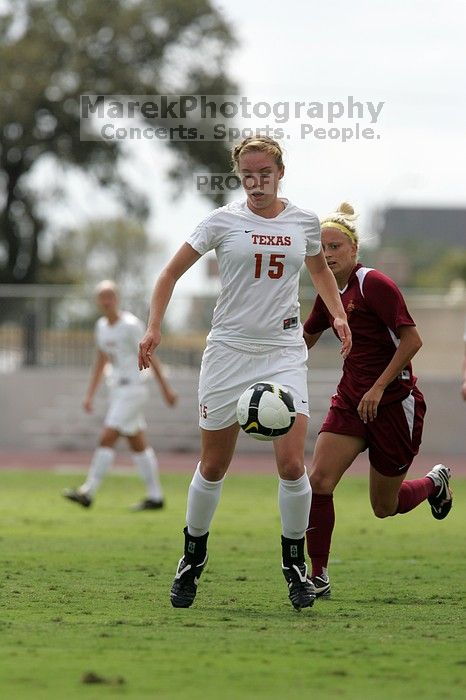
320 386 426 476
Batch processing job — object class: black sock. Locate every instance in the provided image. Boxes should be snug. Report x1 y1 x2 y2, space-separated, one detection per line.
281 535 305 568
183 526 209 563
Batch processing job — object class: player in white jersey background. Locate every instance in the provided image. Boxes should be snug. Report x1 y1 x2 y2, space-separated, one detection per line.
139 136 351 611
63 280 177 510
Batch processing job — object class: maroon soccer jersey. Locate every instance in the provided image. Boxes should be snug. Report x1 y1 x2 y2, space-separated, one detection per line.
304 264 417 406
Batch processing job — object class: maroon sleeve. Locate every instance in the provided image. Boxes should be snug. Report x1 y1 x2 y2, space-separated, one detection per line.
303 295 331 335
362 270 415 334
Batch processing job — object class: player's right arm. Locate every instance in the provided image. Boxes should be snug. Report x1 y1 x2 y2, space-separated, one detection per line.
139 243 201 369
83 350 108 413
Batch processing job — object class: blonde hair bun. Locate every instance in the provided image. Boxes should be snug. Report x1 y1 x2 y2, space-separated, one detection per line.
337 202 354 216
327 201 358 223
321 201 359 244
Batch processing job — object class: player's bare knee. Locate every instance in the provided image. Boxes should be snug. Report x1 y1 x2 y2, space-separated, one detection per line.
283 467 305 480
372 502 395 518
99 429 119 448
277 458 305 481
310 470 334 495
199 461 228 481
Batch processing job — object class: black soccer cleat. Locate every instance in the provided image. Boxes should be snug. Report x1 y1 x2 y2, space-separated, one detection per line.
62 488 92 508
282 562 316 610
130 498 164 511
170 554 208 608
308 572 331 598
426 464 452 520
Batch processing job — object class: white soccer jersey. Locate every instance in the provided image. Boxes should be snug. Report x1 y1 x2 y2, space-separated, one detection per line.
95 311 146 386
186 199 321 346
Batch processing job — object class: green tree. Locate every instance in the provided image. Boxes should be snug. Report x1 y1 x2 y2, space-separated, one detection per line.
0 0 237 283
40 217 160 298
415 248 466 288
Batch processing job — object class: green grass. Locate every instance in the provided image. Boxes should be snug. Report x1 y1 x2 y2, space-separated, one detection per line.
0 469 464 700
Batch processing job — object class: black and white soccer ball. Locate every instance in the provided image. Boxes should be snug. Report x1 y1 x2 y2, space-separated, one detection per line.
236 381 296 441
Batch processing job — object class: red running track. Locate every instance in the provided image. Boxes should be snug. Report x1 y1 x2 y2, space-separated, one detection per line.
0 450 464 475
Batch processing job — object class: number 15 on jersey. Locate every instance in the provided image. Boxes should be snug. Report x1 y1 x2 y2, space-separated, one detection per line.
254 253 285 279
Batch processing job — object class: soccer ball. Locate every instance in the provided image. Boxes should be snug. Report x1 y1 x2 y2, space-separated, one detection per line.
236 381 296 441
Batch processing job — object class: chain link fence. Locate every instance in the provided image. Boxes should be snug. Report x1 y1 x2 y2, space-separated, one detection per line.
0 284 236 370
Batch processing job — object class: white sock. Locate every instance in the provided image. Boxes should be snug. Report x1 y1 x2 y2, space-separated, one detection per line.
186 463 225 537
132 447 163 501
81 447 114 497
278 471 312 540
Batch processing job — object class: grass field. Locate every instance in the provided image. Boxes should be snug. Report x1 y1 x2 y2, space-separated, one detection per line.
0 468 464 699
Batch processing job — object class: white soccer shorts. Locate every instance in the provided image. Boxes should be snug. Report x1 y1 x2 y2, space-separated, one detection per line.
198 340 309 430
104 383 149 436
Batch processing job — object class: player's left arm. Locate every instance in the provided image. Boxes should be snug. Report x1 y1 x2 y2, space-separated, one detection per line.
357 272 422 423
358 325 422 423
149 354 178 407
305 251 351 358
303 330 323 349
